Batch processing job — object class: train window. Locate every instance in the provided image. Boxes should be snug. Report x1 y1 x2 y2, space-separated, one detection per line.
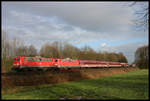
71 60 77 62
37 58 41 61
62 59 67 62
42 59 47 61
48 59 52 61
41 58 52 61
44 58 49 61
27 58 29 61
33 58 40 61
27 58 33 61
33 58 36 61
62 59 71 62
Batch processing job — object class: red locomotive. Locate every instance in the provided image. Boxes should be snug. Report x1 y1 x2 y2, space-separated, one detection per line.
55 58 80 69
12 56 56 71
12 56 129 71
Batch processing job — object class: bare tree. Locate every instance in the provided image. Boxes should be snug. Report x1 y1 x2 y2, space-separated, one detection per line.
79 46 97 60
134 45 148 68
2 30 16 72
12 37 17 57
28 45 37 56
129 2 149 31
40 42 59 58
16 45 28 56
63 43 80 59
2 30 14 58
2 30 8 59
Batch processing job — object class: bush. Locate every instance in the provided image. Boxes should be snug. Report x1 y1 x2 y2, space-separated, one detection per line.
2 58 14 72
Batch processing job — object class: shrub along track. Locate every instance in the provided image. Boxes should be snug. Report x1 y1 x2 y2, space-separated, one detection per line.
2 67 139 88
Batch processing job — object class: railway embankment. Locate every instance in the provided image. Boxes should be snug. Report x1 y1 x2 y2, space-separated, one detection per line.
2 67 139 88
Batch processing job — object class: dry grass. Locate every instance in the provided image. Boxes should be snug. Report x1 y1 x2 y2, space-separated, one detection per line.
2 67 139 89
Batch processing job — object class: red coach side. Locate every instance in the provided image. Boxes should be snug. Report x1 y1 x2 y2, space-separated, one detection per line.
79 60 109 68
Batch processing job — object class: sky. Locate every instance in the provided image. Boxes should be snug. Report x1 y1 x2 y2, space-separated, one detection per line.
2 2 149 64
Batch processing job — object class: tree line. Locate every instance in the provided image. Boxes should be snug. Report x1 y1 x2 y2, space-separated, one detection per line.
2 30 128 72
134 45 149 69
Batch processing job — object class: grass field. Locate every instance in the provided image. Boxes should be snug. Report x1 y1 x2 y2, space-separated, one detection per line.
2 69 149 100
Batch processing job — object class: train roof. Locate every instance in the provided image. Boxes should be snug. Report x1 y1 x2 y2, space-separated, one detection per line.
13 56 53 59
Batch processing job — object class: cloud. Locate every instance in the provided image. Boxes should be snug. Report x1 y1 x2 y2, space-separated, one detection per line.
3 2 148 41
101 43 107 47
5 10 130 44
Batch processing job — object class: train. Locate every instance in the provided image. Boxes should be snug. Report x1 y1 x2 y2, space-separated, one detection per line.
12 56 129 71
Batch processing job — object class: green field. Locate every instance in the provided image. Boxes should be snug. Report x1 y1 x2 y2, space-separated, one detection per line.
2 69 149 100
